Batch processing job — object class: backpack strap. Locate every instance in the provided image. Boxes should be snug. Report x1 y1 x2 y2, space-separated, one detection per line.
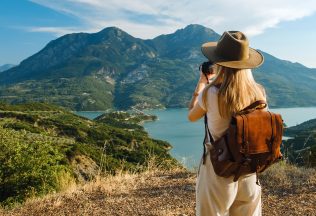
202 115 208 164
241 100 267 112
241 114 249 156
202 114 215 164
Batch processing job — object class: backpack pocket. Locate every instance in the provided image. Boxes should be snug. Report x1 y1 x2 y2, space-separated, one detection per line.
209 136 239 177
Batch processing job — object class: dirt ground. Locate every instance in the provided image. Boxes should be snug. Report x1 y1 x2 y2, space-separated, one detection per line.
1 164 316 216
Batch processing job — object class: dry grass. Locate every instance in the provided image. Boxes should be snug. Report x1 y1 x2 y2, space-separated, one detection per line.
260 161 316 215
1 162 315 216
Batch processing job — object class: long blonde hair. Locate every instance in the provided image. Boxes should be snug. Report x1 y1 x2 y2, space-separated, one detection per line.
203 66 266 118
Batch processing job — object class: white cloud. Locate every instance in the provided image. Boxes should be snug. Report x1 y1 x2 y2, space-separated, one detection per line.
29 0 316 38
27 26 80 36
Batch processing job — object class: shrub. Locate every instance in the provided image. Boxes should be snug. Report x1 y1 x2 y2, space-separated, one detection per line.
0 127 73 206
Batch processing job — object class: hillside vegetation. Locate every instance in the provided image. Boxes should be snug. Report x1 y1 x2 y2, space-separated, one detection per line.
0 102 177 206
284 118 316 167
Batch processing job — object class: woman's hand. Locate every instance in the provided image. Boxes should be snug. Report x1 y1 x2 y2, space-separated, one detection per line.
199 70 216 84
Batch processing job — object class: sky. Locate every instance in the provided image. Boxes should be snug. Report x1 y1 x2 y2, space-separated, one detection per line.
0 0 316 68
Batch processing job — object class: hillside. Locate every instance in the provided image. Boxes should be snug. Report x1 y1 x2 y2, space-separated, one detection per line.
1 162 315 215
0 102 177 206
254 51 316 107
283 118 316 167
1 25 316 110
0 64 15 72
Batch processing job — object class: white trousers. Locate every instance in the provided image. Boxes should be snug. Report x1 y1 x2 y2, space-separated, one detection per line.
196 152 262 216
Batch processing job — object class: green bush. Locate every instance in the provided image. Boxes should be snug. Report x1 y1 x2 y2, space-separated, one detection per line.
3 121 42 133
0 127 73 206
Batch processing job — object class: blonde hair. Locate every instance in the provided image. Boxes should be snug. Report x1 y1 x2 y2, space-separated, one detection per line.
203 66 266 118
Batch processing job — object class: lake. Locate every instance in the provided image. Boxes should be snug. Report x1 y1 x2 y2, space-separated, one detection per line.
75 107 316 170
143 107 316 169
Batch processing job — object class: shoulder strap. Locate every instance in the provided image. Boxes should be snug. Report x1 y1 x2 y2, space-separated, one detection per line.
241 100 267 112
202 114 215 164
204 115 215 144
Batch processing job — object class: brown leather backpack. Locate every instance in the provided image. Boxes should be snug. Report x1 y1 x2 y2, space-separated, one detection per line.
202 100 283 184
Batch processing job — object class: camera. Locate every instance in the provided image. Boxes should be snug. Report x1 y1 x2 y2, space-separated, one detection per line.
200 61 214 75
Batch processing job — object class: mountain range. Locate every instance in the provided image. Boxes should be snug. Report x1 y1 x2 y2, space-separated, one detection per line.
0 64 15 72
1 24 316 110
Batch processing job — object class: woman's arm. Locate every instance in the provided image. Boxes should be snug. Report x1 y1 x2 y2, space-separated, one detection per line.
188 71 215 122
188 103 205 122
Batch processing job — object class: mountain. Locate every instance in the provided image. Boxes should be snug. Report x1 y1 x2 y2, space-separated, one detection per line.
0 24 316 110
254 52 316 107
0 64 15 72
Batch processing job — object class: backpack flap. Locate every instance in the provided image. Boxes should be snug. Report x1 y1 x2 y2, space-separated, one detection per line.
228 111 269 163
230 109 283 164
237 110 272 154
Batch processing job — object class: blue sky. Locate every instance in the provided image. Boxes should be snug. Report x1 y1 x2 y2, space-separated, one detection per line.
1 0 316 68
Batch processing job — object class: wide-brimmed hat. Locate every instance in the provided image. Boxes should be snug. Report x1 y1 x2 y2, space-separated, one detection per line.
201 31 264 69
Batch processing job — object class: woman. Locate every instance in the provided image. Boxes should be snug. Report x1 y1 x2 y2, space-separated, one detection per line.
188 31 266 216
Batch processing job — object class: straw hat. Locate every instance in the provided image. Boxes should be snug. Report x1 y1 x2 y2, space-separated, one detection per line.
201 31 264 69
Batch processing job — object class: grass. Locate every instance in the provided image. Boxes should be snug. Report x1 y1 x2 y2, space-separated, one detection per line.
260 161 316 215
1 161 315 216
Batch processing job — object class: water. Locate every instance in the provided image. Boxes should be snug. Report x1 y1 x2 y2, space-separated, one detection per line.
74 111 105 119
74 107 316 169
143 107 316 169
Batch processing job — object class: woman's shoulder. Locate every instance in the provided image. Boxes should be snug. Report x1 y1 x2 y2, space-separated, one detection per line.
204 85 219 101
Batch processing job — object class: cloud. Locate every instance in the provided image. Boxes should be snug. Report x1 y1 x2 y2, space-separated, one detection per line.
29 0 316 38
27 26 81 36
